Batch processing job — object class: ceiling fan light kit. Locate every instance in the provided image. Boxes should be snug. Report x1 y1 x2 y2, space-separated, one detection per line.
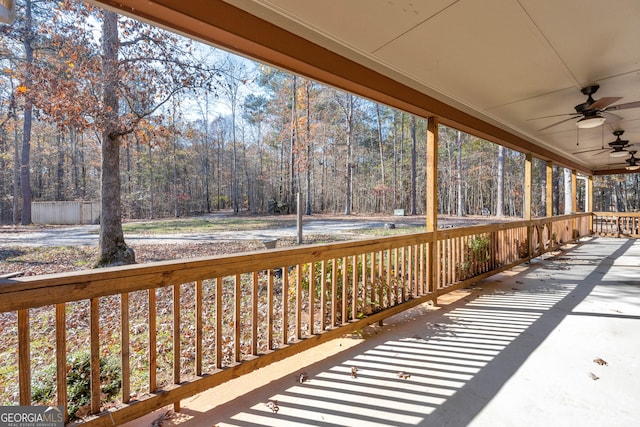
625 165 640 171
576 115 606 128
610 150 628 158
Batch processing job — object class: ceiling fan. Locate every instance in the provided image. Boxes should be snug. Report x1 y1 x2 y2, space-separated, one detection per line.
572 130 638 157
533 85 640 131
625 151 640 170
609 150 640 171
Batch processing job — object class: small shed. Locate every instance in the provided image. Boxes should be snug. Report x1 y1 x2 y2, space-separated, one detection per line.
32 201 100 225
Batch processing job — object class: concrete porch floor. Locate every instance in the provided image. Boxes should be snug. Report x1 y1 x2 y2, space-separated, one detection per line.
130 236 640 427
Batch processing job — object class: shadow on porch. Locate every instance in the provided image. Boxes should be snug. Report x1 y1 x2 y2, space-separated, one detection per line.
135 237 640 427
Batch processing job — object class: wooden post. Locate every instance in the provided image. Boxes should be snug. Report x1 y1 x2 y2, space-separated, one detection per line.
572 169 577 240
524 153 532 258
297 192 303 244
90 298 100 415
546 160 553 247
587 175 594 233
546 161 553 217
426 117 438 300
571 170 577 213
17 309 30 406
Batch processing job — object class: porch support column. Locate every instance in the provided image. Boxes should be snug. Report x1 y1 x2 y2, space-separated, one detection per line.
572 169 577 240
571 169 577 213
545 161 553 217
524 153 532 258
524 154 532 221
587 175 594 233
426 117 438 299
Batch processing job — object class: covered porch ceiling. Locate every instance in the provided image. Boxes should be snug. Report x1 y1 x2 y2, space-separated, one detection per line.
94 0 640 176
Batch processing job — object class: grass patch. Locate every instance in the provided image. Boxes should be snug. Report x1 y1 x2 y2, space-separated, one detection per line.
123 217 297 234
357 224 426 236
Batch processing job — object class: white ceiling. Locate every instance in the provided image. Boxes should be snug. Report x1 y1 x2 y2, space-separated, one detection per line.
223 0 640 172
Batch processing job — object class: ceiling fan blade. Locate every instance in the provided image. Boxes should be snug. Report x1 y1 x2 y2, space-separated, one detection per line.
589 96 622 110
538 116 578 131
602 111 623 123
592 149 616 157
528 112 578 120
572 147 605 155
604 100 640 112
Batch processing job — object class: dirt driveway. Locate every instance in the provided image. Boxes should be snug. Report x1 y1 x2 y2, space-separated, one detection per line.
0 214 493 247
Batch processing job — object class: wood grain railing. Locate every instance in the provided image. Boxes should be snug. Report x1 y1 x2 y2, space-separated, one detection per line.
592 212 640 237
0 213 592 425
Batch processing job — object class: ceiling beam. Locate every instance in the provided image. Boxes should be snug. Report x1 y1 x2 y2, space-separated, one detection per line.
93 0 592 174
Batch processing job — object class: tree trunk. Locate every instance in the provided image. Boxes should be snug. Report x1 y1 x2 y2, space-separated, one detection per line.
97 10 135 267
496 145 504 216
56 132 64 200
20 0 34 225
11 92 19 225
456 130 465 216
376 106 385 185
564 168 572 214
289 75 297 214
305 82 312 215
410 115 417 215
344 94 354 215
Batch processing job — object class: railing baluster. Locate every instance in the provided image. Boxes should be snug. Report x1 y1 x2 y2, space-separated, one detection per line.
400 246 406 301
377 251 384 310
351 255 358 320
320 261 327 330
386 249 392 303
215 277 222 369
90 297 100 415
407 246 414 298
251 271 258 355
308 263 315 335
55 303 68 423
420 243 425 294
173 284 181 412
149 288 157 390
368 252 375 312
195 280 203 376
234 274 241 362
342 256 348 322
121 293 130 404
295 265 302 339
267 270 274 349
361 253 367 314
331 258 338 326
18 309 30 406
282 267 289 345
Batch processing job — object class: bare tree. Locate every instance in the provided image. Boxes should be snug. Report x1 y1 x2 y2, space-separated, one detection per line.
496 145 504 216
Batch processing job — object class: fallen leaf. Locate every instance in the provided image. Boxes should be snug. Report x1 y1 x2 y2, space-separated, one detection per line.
151 410 175 427
397 371 411 379
74 405 91 419
265 400 279 414
593 357 608 366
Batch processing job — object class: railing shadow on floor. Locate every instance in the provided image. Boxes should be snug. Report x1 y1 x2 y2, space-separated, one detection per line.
193 237 637 427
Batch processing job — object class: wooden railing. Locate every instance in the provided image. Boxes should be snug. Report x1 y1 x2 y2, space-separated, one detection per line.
592 212 640 238
0 213 592 426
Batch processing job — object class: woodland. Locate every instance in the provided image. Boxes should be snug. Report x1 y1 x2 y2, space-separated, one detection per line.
0 1 638 247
